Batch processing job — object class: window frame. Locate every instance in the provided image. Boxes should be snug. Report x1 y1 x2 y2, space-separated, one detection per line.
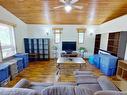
53 28 63 44
77 28 85 44
0 23 16 60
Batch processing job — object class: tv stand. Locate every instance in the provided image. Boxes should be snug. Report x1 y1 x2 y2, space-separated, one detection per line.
61 51 78 57
66 51 72 54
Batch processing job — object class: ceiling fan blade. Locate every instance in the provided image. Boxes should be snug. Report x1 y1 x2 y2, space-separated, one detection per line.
53 5 64 9
73 5 83 10
70 0 79 4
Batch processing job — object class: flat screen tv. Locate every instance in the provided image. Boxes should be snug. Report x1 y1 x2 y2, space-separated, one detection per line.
62 41 76 52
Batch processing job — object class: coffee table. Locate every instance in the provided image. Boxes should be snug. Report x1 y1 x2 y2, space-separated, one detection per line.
55 57 86 81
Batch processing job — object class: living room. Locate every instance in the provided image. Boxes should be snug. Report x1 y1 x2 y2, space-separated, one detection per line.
0 0 127 95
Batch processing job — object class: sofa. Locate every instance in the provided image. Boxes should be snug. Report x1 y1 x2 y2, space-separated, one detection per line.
0 75 125 95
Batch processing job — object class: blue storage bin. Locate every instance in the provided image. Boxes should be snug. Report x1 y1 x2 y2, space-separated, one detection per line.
88 56 94 65
16 58 24 72
100 66 116 76
14 53 29 68
93 54 101 68
100 54 118 68
100 54 118 76
0 64 9 82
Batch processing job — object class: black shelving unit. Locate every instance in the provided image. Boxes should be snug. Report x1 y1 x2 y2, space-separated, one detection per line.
94 34 101 54
24 38 50 61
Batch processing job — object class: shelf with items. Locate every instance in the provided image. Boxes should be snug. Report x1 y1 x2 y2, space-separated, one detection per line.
107 32 127 59
116 60 127 81
24 38 50 62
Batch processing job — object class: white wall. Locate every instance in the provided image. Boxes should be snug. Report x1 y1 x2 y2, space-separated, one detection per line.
100 33 109 51
98 15 127 34
0 6 27 53
27 24 96 58
98 15 127 60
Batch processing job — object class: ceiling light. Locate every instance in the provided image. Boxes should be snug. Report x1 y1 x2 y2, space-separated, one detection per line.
64 5 72 13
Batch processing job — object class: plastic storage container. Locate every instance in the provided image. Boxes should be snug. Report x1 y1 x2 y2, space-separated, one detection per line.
93 54 101 68
16 58 24 72
0 64 10 86
6 60 18 79
0 64 9 82
100 65 116 76
88 56 94 65
14 53 29 68
100 54 118 76
100 54 118 68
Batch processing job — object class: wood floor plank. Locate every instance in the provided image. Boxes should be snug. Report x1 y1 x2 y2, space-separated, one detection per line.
6 59 119 87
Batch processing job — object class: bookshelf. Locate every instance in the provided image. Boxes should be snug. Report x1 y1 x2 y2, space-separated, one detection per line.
24 38 50 61
107 32 120 56
107 32 127 59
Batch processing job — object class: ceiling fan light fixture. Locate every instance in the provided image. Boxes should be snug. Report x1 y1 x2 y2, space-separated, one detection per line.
64 5 72 13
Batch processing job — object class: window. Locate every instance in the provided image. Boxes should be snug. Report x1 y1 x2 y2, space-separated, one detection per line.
77 28 85 44
0 23 16 59
53 28 63 44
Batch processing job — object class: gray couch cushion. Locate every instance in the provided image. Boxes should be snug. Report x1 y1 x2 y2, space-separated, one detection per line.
54 82 76 86
78 84 102 93
94 91 124 95
13 78 31 88
97 76 119 91
41 86 93 95
76 76 98 84
29 82 53 91
0 88 39 95
74 71 93 75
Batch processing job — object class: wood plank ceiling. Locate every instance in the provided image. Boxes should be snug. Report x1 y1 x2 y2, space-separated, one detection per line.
0 0 127 24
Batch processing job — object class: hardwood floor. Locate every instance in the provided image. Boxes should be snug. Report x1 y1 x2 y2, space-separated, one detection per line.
6 59 119 87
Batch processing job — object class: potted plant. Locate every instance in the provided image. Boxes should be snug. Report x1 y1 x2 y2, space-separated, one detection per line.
79 47 87 58
79 47 87 52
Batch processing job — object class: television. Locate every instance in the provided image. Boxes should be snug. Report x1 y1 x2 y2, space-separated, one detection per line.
62 41 76 53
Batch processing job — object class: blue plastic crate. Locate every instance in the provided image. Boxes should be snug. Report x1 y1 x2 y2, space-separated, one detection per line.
16 58 24 72
100 66 116 76
14 53 29 68
100 54 118 68
88 56 94 65
0 64 9 82
93 54 101 68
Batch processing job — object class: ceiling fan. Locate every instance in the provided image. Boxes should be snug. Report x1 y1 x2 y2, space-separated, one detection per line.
53 0 83 12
